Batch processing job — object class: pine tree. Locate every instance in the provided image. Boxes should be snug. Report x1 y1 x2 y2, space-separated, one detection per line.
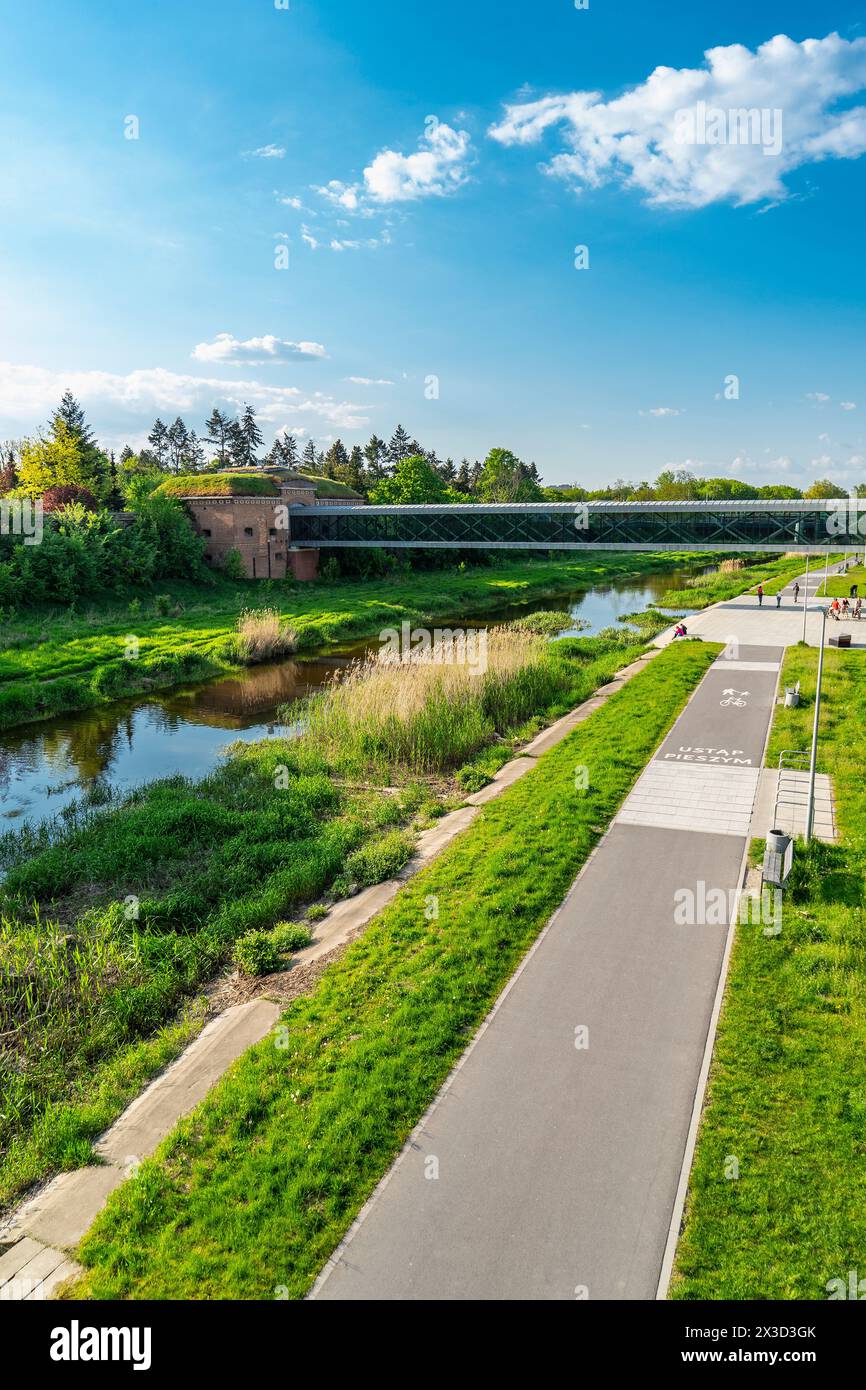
364 434 389 483
227 419 247 467
49 391 97 453
347 445 366 494
455 459 472 495
148 419 170 469
322 439 349 481
204 408 233 466
440 457 457 485
106 452 124 510
167 417 190 473
282 432 299 469
388 424 413 465
301 438 319 472
238 404 264 467
119 445 135 464
185 430 207 472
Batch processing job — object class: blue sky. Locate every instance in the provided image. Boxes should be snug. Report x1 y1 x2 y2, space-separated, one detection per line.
0 0 864 487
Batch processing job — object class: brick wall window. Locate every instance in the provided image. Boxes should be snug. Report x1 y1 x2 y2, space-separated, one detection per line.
202 528 212 537
244 526 254 536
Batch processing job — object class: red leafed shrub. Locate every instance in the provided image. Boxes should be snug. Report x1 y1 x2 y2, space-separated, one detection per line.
41 485 98 512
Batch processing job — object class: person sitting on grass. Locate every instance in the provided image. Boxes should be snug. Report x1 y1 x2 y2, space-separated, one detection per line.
673 622 688 639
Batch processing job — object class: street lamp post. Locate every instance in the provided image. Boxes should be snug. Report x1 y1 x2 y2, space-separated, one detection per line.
801 553 811 644
805 604 828 846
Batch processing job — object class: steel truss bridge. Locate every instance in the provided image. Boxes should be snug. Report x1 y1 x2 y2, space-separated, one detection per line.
290 500 862 552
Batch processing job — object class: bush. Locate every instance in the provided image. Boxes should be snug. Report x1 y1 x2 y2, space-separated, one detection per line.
42 485 98 512
233 930 282 977
271 922 314 953
344 830 415 888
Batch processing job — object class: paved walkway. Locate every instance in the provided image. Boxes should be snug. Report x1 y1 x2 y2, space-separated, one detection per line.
312 645 783 1300
680 565 865 649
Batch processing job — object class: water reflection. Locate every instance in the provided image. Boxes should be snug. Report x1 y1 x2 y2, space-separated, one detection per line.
0 565 701 826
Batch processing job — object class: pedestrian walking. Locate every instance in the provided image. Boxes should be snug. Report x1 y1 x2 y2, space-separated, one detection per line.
776 591 782 609
793 581 800 603
757 584 764 607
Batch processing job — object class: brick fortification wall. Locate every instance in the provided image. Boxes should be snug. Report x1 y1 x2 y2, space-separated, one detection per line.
182 483 361 581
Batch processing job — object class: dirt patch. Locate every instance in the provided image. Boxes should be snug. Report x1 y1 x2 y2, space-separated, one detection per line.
203 929 363 1015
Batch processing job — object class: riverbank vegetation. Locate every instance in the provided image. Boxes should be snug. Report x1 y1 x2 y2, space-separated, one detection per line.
672 647 866 1299
0 611 675 1212
0 551 706 731
660 554 813 609
64 640 718 1300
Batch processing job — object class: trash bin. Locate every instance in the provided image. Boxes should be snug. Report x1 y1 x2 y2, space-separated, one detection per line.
784 687 800 708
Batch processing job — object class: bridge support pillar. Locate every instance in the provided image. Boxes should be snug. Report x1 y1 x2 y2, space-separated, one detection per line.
288 547 319 582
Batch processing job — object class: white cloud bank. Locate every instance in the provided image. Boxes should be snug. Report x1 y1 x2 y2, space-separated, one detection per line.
0 362 368 428
191 334 327 365
489 33 866 208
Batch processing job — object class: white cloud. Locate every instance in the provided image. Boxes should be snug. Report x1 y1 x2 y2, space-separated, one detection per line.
819 432 831 443
363 120 472 202
192 334 327 365
346 376 394 386
642 406 682 416
278 195 304 209
313 121 472 219
247 143 286 159
489 33 866 209
300 225 320 250
841 400 857 409
0 362 368 429
806 391 831 402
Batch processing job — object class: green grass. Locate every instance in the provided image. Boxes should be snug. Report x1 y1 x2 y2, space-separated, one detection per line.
819 562 866 598
671 645 866 1300
0 620 667 1211
660 554 809 609
0 552 709 731
63 640 718 1300
154 474 281 498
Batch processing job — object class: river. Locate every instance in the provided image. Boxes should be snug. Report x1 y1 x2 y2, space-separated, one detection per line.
0 565 699 827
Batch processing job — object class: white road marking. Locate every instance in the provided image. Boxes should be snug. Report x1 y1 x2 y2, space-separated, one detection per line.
617 761 761 836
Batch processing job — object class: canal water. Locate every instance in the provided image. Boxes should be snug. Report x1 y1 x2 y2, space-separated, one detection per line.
0 566 699 827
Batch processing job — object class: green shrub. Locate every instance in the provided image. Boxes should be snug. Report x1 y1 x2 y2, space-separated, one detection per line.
272 922 314 953
345 830 415 888
224 549 245 581
233 930 282 977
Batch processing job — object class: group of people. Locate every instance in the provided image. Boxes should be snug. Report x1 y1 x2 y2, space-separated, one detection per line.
829 596 862 620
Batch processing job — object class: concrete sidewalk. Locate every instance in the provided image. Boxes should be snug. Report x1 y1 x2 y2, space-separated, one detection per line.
312 645 783 1301
678 566 866 649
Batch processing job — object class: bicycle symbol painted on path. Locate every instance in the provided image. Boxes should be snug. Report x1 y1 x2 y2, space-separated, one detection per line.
720 689 749 708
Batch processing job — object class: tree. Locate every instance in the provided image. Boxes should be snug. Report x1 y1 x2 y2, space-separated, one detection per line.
148 419 170 469
42 483 98 512
106 452 125 511
17 422 95 496
803 478 848 499
301 438 319 471
266 430 300 470
440 457 457 485
238 404 264 467
369 454 461 506
167 417 190 473
757 484 803 500
364 434 389 484
204 408 233 466
0 444 19 495
322 439 349 480
476 447 543 503
388 424 413 465
455 459 473 495
346 445 366 494
49 391 98 460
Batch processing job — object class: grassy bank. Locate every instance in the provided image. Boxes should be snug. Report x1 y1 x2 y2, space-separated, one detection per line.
671 646 866 1300
0 552 706 730
63 640 718 1300
660 554 810 610
0 619 670 1212
820 562 866 598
